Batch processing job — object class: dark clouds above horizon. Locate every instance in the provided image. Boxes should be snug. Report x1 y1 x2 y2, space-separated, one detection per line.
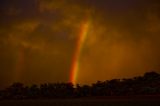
0 0 160 87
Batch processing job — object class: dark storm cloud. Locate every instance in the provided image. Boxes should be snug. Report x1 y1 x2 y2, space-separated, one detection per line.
0 0 160 87
0 0 76 87
77 0 160 83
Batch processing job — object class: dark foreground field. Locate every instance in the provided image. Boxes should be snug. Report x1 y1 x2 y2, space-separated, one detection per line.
0 96 160 106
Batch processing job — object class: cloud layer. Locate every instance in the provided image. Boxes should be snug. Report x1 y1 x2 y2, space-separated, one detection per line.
0 0 160 87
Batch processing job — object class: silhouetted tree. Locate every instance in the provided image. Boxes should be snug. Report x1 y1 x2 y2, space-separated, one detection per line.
5 83 26 99
28 84 40 99
75 84 91 97
0 71 160 99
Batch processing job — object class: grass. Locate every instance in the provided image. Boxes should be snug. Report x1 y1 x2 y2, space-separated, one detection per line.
0 96 160 106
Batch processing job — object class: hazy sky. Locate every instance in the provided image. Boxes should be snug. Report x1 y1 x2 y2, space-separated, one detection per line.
0 0 160 88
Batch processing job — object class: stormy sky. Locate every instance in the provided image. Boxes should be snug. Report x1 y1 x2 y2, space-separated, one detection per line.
0 0 160 88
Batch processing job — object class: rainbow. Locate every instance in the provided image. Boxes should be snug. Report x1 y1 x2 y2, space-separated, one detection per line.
70 20 90 85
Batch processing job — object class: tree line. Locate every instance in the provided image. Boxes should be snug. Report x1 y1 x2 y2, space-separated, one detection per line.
0 71 160 99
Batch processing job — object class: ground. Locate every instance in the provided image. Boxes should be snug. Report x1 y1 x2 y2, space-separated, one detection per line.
0 96 160 106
